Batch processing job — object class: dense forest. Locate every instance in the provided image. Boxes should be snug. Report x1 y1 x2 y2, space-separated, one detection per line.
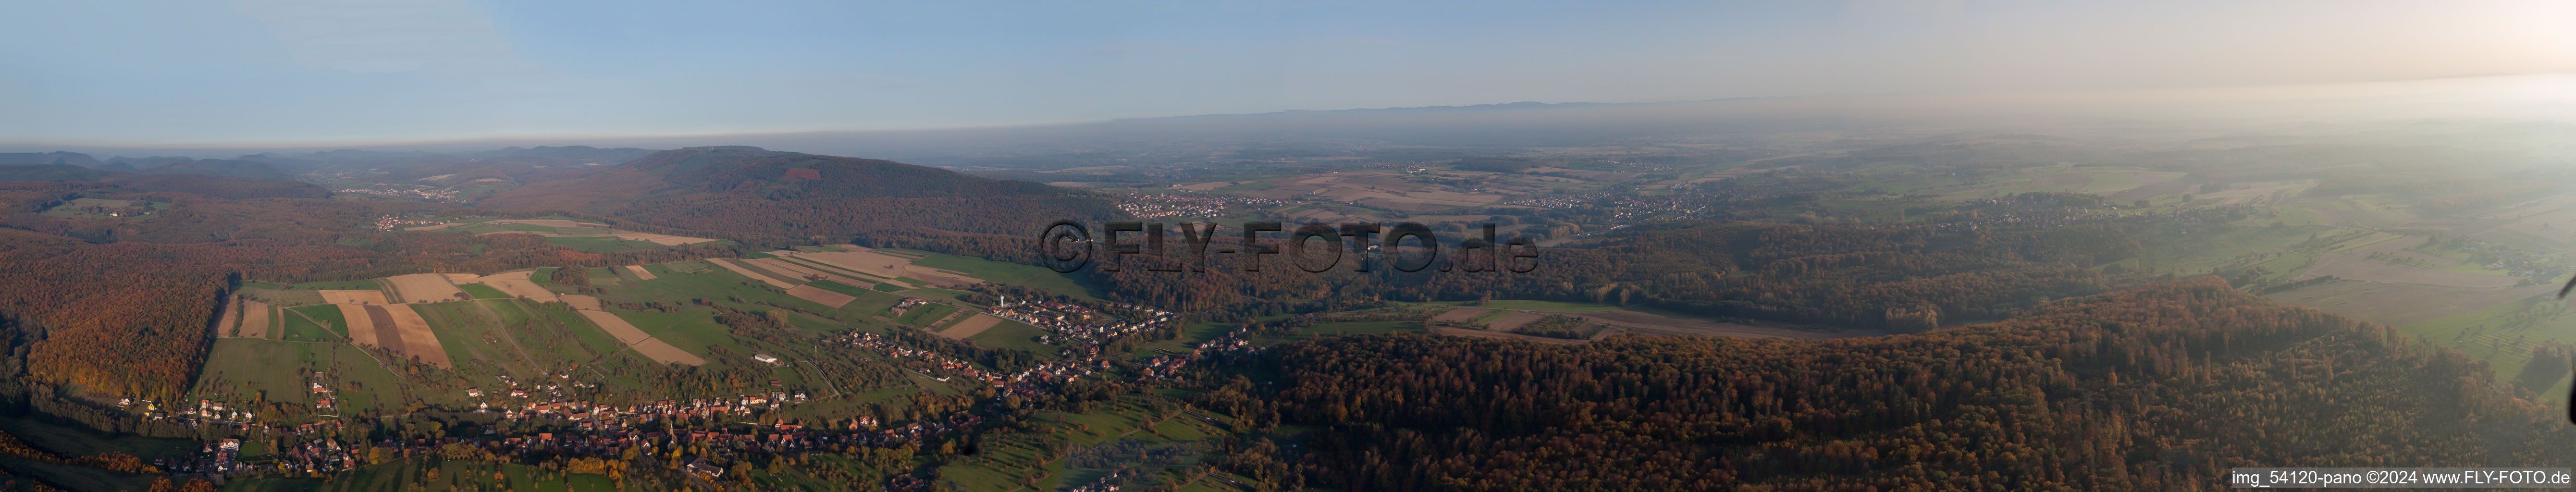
1215 278 2576 491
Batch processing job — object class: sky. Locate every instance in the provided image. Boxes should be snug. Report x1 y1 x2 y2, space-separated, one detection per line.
3 0 2572 148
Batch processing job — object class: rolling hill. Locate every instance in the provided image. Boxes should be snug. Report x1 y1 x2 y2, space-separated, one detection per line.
477 146 1122 240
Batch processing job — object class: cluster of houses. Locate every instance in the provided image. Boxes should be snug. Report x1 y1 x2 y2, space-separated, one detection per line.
990 297 1177 348
124 397 267 430
336 186 461 201
160 439 245 477
1115 193 1277 219
369 215 444 231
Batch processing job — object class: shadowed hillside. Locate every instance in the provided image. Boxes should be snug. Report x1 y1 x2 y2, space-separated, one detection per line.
1223 277 2576 491
478 146 1122 240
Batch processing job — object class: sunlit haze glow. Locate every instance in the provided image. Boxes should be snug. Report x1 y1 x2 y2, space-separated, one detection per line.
3 0 2573 149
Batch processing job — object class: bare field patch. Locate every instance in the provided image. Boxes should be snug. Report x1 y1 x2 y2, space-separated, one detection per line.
2297 252 2518 288
382 273 466 303
628 339 705 366
801 250 915 279
238 300 274 339
441 273 482 283
214 297 241 337
2269 280 2556 327
624 265 657 280
320 290 390 305
576 309 704 365
937 314 1004 339
377 304 448 368
336 304 378 347
576 310 653 345
467 271 558 301
785 285 856 308
902 266 983 288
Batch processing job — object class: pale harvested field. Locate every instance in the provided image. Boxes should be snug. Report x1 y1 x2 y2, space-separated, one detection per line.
776 256 886 282
441 273 482 283
320 290 390 305
383 273 467 303
559 295 603 310
800 251 914 279
1430 327 1584 345
1429 308 1493 323
377 304 449 368
2268 280 2557 327
404 223 462 231
624 265 657 280
784 285 856 308
1484 311 1551 332
485 219 607 228
576 309 653 345
1574 309 1863 339
902 266 983 287
468 271 558 301
613 233 719 246
708 258 798 288
629 339 706 366
2297 252 2519 288
239 300 275 339
213 297 240 337
243 301 277 340
576 309 704 365
336 304 378 346
936 314 1004 339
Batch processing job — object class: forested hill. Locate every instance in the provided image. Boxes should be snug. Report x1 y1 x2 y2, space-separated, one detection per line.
477 146 1121 240
0 164 328 199
1215 277 2576 491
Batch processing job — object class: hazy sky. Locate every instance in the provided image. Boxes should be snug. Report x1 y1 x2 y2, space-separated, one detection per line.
4 0 2571 147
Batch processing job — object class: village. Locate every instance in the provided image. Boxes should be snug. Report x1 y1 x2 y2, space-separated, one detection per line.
153 294 1225 484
